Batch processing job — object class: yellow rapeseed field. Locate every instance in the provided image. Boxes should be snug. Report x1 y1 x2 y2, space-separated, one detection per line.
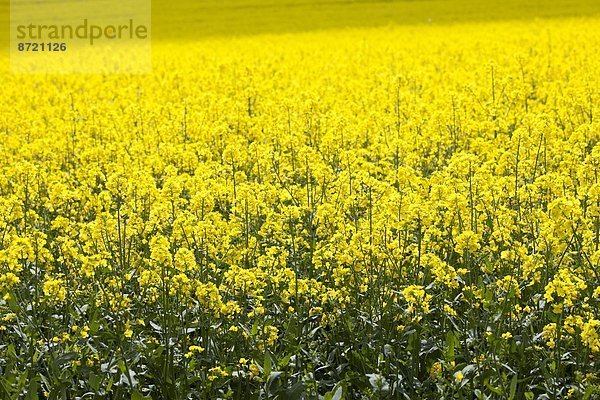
0 14 600 399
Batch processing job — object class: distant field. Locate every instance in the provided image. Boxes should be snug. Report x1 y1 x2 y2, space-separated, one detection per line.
149 0 600 39
1 0 600 47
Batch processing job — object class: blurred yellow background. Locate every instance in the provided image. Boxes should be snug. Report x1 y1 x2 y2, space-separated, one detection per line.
1 0 600 71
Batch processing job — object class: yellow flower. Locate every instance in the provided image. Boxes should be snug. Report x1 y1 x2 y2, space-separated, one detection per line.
581 319 600 353
124 321 133 338
454 230 481 255
430 361 442 380
43 276 67 303
544 269 587 310
209 366 228 377
403 285 432 314
444 305 458 317
249 363 261 378
80 326 90 339
185 345 205 358
543 323 557 348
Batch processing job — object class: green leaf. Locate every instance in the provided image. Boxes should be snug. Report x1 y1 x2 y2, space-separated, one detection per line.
264 352 272 378
508 374 517 400
278 353 293 368
445 331 458 360
55 352 79 370
131 390 143 400
583 385 595 400
106 377 114 394
89 372 101 391
525 392 534 400
26 377 39 400
485 380 503 396
284 382 305 400
324 383 344 400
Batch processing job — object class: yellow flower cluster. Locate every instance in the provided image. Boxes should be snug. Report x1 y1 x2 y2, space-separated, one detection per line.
544 269 587 312
403 285 432 318
42 275 67 303
0 13 599 397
